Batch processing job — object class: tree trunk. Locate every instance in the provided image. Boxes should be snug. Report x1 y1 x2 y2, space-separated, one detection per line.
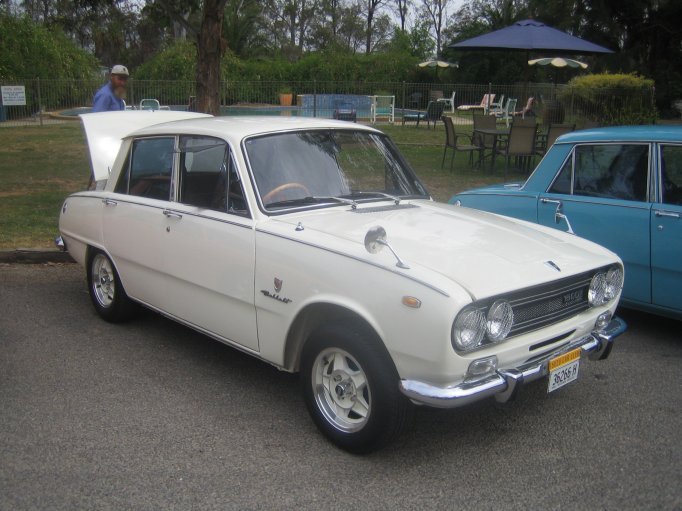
365 8 373 54
196 0 228 115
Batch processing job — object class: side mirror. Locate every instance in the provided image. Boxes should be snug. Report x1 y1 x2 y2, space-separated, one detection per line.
364 226 387 254
364 225 410 269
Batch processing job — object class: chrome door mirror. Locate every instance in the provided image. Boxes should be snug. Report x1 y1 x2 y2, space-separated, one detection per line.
541 198 575 235
364 226 410 269
364 226 387 254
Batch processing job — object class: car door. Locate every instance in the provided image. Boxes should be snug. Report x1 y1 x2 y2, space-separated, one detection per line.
102 136 176 307
651 144 682 311
538 143 653 305
160 135 259 351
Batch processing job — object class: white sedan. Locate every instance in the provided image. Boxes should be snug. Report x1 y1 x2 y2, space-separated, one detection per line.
58 111 626 453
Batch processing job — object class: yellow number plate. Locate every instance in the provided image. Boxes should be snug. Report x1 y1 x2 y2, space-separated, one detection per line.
548 348 581 371
548 348 582 393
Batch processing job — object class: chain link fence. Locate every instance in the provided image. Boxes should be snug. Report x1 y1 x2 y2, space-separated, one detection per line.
0 78 656 128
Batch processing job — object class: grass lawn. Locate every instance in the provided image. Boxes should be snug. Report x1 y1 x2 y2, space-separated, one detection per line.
0 123 89 249
0 120 521 249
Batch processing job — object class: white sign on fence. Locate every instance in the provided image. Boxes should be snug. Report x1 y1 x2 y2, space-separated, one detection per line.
1 86 27 106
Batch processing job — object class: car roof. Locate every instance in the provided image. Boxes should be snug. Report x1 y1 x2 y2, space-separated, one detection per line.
129 116 382 141
556 125 682 145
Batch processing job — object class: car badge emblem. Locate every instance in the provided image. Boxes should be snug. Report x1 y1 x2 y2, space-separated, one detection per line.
274 278 283 293
544 261 561 272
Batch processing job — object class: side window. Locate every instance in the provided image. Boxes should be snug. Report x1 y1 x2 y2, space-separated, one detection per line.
114 150 131 194
178 136 249 216
573 144 649 201
660 145 682 206
122 137 175 200
548 154 572 194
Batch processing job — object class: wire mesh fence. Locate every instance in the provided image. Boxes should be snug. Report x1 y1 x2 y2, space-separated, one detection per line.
0 78 656 128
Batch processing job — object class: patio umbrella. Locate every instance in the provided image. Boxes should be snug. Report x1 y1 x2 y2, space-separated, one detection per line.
448 20 610 105
528 57 588 69
417 58 458 81
529 57 588 98
449 19 613 55
418 59 458 68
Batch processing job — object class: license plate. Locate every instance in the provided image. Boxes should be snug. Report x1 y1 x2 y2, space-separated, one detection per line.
548 348 581 393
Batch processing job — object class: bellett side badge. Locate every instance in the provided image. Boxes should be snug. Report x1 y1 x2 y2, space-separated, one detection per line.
261 277 292 304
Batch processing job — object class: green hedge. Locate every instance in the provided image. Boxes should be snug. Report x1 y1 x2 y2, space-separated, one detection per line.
559 73 657 126
135 41 422 84
0 14 99 80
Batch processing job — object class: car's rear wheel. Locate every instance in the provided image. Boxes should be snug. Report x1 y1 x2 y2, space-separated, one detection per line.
301 323 411 454
87 250 134 322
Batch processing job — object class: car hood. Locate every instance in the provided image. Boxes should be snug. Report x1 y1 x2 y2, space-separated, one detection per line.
268 200 617 299
80 110 211 182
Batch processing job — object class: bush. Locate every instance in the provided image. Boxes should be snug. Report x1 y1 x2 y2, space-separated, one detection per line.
0 14 99 80
135 41 422 85
558 73 657 126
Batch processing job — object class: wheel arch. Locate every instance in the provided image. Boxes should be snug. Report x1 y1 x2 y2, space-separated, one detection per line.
282 301 393 374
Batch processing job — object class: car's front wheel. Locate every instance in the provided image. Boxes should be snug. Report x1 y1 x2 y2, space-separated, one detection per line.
87 250 134 322
301 323 411 453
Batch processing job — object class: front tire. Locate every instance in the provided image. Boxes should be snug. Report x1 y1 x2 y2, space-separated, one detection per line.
301 323 411 454
87 250 134 322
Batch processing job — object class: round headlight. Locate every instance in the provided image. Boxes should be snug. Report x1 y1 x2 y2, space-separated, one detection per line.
588 272 607 306
452 307 486 351
486 300 514 342
604 266 624 301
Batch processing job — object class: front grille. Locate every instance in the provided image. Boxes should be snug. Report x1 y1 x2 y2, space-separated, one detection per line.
500 269 597 338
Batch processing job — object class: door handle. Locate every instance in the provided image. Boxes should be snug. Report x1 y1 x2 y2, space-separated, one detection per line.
655 210 680 219
162 209 183 219
102 198 117 206
540 198 574 234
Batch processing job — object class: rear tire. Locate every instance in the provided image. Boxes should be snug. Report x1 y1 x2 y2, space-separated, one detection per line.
300 323 411 454
87 249 135 323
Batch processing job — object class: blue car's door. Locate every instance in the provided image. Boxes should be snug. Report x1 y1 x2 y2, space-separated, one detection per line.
538 142 653 305
651 144 682 312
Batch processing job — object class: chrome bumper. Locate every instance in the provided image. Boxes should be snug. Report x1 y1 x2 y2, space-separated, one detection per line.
399 316 626 409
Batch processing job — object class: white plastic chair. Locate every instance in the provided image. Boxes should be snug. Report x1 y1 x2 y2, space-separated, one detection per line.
438 92 456 113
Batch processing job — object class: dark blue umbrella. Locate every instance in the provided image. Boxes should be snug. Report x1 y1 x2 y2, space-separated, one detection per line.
449 19 613 54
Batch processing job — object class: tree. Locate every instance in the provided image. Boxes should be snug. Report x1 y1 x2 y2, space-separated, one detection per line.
420 0 449 55
195 0 229 114
363 0 386 53
394 0 410 32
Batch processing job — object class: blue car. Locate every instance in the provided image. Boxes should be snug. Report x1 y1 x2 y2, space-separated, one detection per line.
450 125 682 319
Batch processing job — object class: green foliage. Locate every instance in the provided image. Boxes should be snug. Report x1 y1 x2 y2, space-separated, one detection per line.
134 41 197 80
0 14 99 80
135 41 424 85
559 73 657 126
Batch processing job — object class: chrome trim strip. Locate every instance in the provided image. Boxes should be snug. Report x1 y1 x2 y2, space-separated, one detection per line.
256 228 451 298
400 317 626 408
66 194 253 230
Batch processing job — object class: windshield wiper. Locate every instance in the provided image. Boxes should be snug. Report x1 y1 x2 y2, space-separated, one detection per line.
346 191 401 205
265 195 358 209
311 196 358 209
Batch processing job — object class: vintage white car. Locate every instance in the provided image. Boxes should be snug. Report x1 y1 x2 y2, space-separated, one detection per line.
59 111 626 453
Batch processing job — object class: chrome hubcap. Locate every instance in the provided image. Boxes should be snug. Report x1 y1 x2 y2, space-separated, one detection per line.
312 348 371 433
92 254 115 308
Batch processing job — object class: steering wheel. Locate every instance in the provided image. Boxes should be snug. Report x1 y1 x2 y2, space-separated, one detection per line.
262 182 311 204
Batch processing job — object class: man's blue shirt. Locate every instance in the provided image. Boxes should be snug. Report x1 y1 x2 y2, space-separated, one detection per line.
92 83 124 112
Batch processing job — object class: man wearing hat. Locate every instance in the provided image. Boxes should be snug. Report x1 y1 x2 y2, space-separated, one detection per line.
92 65 129 112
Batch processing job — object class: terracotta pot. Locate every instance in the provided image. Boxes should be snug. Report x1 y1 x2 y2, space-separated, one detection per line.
279 93 293 107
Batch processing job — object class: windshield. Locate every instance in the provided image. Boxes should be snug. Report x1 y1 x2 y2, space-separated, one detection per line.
244 129 429 211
